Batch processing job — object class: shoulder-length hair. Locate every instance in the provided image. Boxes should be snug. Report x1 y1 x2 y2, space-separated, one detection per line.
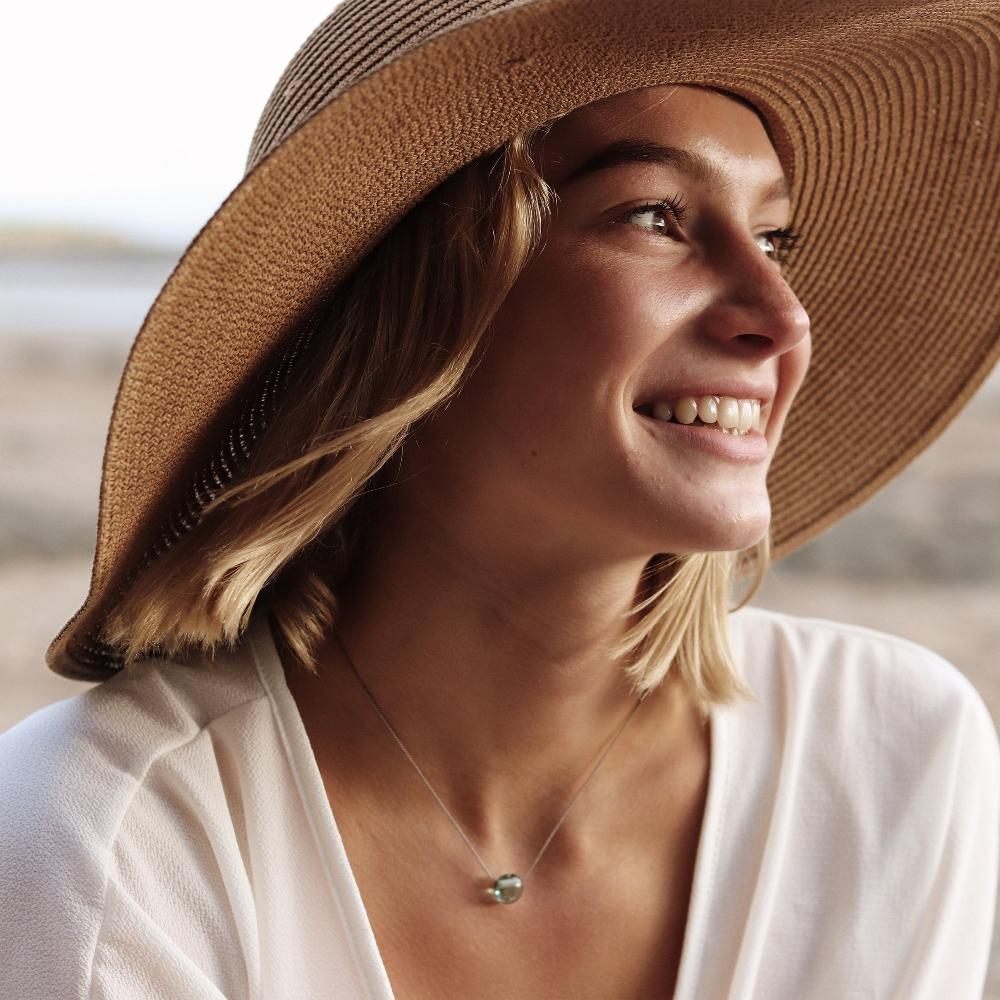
103 117 765 718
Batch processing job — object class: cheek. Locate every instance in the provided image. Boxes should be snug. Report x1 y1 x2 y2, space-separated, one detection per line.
492 240 690 398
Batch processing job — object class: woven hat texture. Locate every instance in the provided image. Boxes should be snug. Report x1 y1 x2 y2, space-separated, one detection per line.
48 0 1000 680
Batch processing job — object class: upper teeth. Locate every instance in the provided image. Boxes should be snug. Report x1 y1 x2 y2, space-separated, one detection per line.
651 396 763 434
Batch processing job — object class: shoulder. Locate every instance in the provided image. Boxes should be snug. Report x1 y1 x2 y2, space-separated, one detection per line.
0 643 268 850
726 603 994 738
724 603 1000 849
0 643 268 998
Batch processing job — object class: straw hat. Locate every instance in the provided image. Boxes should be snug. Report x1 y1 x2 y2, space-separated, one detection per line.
47 0 1000 681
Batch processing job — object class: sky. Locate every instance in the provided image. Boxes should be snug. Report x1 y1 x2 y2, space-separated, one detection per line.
2 2 340 248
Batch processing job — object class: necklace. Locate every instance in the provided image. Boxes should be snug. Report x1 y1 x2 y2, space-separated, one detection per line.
332 629 649 904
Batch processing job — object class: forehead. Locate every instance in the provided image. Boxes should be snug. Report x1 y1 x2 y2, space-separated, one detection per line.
539 84 789 203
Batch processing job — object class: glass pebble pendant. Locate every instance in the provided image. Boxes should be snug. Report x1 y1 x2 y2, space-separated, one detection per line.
490 873 524 903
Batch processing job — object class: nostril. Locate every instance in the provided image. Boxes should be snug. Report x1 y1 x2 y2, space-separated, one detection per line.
737 333 774 350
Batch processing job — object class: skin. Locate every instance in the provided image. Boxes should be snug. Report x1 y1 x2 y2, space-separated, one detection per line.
283 84 811 877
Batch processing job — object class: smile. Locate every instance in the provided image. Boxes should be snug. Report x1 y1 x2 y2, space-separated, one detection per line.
633 405 770 464
633 395 765 436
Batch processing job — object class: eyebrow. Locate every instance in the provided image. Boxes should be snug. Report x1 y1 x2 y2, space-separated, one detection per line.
557 138 791 204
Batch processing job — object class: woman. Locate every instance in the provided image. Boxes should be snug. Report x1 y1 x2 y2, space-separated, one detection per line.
2 2 998 998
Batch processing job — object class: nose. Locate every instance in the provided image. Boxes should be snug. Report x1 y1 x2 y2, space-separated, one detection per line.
706 236 811 359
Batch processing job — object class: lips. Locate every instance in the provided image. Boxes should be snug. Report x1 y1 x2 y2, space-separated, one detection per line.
633 407 770 463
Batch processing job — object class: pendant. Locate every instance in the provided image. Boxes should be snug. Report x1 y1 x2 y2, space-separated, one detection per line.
490 873 524 903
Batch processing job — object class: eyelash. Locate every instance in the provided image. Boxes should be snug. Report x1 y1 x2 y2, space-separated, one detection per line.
621 193 804 267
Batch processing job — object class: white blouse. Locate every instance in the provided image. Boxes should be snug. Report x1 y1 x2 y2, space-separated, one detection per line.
1 604 997 999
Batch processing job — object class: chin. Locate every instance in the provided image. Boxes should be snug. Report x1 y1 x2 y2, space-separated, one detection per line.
658 507 771 555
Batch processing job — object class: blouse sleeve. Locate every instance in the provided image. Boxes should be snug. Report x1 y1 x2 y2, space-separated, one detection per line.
0 697 252 1000
0 703 108 1000
894 677 1000 998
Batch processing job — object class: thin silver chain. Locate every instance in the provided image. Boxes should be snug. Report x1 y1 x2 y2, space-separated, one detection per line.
332 629 649 883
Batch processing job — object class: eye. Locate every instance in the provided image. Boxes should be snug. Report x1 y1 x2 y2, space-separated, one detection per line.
619 194 691 237
620 197 805 269
756 226 804 268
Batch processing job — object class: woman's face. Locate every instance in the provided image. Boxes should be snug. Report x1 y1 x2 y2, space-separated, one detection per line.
411 84 811 559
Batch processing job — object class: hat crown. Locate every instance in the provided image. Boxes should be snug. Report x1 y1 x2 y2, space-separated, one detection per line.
246 0 535 174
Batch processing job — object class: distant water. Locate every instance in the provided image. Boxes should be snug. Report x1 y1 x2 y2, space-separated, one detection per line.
0 255 181 344
2 252 999 399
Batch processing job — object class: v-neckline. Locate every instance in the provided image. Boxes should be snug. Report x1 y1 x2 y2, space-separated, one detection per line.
248 606 730 1000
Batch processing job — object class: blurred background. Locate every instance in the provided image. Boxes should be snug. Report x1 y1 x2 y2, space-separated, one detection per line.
2 0 998 992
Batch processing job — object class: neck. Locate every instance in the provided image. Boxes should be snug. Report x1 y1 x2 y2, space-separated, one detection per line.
283 495 702 863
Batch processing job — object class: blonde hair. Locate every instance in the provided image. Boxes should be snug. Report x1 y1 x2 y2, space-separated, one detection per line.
103 117 766 717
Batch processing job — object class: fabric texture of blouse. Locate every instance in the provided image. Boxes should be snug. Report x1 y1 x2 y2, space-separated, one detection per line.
1 604 998 999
